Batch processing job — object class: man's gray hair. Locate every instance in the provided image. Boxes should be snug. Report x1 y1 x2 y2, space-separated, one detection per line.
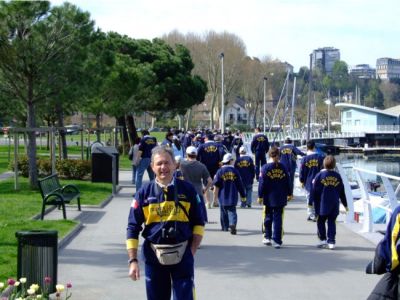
151 145 174 164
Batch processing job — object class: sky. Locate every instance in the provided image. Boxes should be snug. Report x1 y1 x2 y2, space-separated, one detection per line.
51 0 400 72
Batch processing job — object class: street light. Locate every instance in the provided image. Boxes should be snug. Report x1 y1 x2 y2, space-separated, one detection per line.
219 52 225 133
263 77 267 133
324 98 332 136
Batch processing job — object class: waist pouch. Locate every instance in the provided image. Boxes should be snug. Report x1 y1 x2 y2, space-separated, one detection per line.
150 240 188 265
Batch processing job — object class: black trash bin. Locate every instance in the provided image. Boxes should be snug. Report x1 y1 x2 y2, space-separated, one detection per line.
15 230 58 294
91 146 119 183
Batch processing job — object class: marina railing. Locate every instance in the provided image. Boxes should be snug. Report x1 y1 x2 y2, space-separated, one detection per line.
351 167 400 233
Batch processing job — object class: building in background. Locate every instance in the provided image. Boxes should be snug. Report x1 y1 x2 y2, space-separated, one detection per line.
376 57 400 80
311 47 340 74
349 64 376 79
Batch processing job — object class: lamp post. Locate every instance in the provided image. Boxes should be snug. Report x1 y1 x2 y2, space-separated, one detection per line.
324 98 332 137
220 53 225 133
263 77 267 134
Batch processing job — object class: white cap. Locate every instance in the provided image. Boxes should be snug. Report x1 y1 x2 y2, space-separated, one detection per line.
239 146 247 154
222 153 233 163
186 146 197 155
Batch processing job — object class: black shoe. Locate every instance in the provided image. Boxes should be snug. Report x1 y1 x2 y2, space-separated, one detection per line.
247 205 252 208
229 225 237 235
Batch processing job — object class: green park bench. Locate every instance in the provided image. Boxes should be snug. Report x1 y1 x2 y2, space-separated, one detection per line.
38 174 81 219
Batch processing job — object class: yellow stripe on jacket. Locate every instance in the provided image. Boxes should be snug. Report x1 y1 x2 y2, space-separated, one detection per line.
143 201 191 225
391 214 400 270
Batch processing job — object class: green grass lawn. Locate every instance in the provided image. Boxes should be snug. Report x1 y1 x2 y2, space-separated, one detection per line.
0 177 112 283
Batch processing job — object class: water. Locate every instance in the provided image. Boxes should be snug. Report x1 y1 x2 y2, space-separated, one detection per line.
337 153 400 183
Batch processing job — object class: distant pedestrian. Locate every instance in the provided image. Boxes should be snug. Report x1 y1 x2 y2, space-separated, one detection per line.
311 155 348 250
213 153 246 234
257 147 291 248
234 146 255 208
251 127 270 180
279 136 305 196
161 132 173 147
180 146 212 222
128 137 141 185
197 133 225 208
231 131 244 159
299 140 324 221
135 130 157 192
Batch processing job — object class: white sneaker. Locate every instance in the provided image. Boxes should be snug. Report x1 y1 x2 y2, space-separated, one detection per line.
317 240 327 248
262 238 272 246
328 243 335 250
272 240 281 249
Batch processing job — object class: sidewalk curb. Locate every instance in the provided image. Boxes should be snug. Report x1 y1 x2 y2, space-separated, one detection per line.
58 221 84 250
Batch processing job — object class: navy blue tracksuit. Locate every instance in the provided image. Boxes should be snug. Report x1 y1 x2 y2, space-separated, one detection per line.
258 162 290 245
279 143 305 194
311 170 347 244
213 165 245 230
126 180 205 300
251 133 270 179
197 141 224 179
234 155 255 207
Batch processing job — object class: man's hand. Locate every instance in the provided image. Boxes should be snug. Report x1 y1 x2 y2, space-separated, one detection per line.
129 261 140 281
287 195 293 201
241 197 246 203
257 198 263 205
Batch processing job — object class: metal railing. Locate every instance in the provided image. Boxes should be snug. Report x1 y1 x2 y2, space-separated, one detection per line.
352 167 400 232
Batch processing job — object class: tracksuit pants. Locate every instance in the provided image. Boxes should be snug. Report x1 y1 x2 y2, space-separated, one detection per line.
263 206 284 245
317 213 338 244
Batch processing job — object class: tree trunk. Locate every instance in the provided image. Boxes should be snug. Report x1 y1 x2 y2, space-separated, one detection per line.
125 114 138 147
95 113 101 142
186 108 192 130
27 79 38 188
117 116 130 145
210 92 217 129
56 102 68 159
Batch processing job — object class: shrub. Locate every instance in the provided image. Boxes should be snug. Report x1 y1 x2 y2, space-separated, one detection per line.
8 155 30 177
9 157 91 180
37 158 52 176
56 159 91 179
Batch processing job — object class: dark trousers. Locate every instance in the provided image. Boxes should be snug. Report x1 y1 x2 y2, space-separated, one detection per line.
317 213 338 244
220 205 237 230
263 206 284 245
144 247 195 300
255 152 266 179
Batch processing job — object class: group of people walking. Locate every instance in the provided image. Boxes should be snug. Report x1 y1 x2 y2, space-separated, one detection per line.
126 127 349 300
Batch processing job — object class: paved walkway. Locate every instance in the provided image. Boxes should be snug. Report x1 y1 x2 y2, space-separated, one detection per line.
46 170 380 299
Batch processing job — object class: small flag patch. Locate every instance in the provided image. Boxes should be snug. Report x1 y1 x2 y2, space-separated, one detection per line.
131 199 139 209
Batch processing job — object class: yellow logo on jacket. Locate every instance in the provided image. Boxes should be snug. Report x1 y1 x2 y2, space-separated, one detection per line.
204 145 217 152
237 160 251 168
321 176 339 187
305 159 319 168
143 201 191 224
145 139 156 145
266 168 285 180
221 171 236 181
281 148 292 155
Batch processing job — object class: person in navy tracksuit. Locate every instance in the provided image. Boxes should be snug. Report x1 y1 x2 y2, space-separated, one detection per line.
311 155 348 249
234 146 255 208
251 127 270 180
258 147 291 248
213 153 246 234
299 140 324 221
126 146 205 300
136 130 158 191
197 134 225 207
279 136 305 195
231 131 244 159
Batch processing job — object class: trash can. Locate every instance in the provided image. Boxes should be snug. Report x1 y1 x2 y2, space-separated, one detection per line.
91 146 119 183
15 230 58 293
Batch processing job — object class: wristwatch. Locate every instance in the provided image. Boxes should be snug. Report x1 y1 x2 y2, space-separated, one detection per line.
128 258 138 265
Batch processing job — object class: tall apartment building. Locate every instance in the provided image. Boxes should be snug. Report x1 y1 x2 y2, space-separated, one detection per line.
349 64 376 79
311 47 340 74
376 57 400 80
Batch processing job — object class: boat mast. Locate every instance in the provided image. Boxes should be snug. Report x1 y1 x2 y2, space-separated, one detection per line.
290 76 297 136
307 53 313 141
